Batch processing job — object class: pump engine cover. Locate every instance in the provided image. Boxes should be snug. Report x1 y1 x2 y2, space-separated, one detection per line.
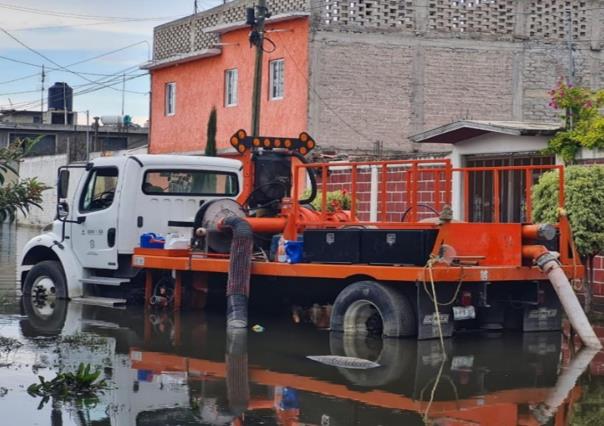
199 199 246 253
248 151 292 209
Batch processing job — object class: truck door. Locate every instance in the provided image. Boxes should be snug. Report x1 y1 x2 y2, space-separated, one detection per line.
71 166 120 269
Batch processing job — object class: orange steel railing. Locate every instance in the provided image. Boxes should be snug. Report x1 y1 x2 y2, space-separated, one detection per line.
291 160 565 228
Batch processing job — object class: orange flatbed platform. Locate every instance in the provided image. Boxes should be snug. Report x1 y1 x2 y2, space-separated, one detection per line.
133 247 578 283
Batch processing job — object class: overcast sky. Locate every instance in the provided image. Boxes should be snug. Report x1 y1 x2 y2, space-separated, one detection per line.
0 0 223 124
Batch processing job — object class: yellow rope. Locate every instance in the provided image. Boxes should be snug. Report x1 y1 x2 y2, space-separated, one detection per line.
425 256 447 356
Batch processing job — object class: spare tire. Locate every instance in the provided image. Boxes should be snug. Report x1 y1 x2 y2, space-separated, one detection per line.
330 281 416 337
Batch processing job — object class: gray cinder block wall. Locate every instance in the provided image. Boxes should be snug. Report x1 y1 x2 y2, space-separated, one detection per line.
307 0 604 154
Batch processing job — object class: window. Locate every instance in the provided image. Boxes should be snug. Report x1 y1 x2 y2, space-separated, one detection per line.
9 133 56 157
142 170 238 196
80 168 119 212
269 59 284 100
225 68 238 106
165 82 176 116
465 154 555 223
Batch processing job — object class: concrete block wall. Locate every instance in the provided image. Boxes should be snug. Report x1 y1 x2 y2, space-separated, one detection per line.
16 146 148 227
307 0 604 154
16 154 69 227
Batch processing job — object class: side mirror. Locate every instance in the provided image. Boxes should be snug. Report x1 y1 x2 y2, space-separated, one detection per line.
57 201 69 220
58 169 70 199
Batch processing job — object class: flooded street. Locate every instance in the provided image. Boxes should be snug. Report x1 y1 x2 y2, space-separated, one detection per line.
1 225 604 425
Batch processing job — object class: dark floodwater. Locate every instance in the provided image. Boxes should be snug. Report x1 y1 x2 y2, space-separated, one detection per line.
1 224 604 426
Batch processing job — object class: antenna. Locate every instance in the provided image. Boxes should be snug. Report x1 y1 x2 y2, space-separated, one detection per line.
40 64 45 118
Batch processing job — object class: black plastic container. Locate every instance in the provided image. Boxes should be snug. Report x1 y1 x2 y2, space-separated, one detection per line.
303 229 361 263
360 229 438 266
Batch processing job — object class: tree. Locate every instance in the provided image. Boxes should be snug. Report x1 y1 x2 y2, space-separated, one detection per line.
532 165 604 313
546 81 604 164
205 106 217 157
0 139 48 222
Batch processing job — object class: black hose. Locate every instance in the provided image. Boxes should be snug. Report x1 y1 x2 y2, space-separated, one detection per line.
401 204 440 222
292 151 317 205
223 216 253 328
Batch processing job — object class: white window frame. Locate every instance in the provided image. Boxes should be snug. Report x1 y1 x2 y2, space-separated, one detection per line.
269 59 284 100
165 82 176 116
225 68 238 107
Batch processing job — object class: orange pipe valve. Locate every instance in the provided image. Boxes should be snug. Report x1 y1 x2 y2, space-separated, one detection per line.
521 244 550 261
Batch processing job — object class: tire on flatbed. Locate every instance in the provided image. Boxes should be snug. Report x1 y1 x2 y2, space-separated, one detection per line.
330 281 416 337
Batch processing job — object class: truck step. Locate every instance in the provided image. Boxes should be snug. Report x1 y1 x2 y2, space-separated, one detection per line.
71 296 127 307
80 276 129 286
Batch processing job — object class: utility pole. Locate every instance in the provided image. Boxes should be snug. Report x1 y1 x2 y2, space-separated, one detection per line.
40 65 45 120
249 0 269 137
121 73 126 117
93 116 100 153
85 110 90 162
194 0 198 14
63 83 67 125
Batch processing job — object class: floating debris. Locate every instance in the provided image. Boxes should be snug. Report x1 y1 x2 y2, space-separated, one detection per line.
306 355 380 369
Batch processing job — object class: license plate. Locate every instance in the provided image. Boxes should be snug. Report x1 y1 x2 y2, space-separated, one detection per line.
453 306 476 321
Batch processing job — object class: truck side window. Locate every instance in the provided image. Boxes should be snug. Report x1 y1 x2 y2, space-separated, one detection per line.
142 170 238 196
80 167 119 212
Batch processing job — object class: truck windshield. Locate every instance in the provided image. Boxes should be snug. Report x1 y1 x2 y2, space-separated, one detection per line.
142 170 238 196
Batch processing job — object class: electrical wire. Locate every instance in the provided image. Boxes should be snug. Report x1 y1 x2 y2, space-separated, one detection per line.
0 26 148 95
0 2 177 22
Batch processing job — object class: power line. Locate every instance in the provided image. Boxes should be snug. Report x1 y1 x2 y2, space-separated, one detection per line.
0 2 177 22
0 71 39 85
0 29 150 92
10 16 183 32
0 54 143 77
0 72 148 110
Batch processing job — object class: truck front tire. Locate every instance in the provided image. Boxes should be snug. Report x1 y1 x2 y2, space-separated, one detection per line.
330 281 416 337
22 260 67 300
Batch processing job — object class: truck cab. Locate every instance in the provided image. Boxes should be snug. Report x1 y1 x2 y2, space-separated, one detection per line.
19 154 242 303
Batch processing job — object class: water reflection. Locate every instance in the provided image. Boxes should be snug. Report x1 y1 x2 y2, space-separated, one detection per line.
11 297 598 426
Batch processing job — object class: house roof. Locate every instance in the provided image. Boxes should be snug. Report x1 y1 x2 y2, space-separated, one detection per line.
140 48 222 71
410 120 563 144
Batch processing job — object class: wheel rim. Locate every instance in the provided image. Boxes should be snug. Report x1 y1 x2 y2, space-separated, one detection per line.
343 300 384 335
30 275 57 319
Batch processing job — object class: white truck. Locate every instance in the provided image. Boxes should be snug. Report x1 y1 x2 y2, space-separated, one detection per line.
19 154 243 306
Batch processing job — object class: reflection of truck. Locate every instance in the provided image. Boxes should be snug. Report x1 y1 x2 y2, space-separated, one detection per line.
20 130 586 340
20 300 585 426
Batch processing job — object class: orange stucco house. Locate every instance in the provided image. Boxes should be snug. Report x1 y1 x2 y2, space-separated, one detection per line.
143 13 309 154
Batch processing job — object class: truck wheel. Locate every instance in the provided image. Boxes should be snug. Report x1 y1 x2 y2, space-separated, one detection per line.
22 260 67 300
330 281 416 337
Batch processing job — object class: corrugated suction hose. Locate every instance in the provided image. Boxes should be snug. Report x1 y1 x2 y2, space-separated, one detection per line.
223 216 253 329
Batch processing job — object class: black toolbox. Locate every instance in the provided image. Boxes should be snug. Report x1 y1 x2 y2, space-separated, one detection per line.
360 229 438 265
303 229 361 263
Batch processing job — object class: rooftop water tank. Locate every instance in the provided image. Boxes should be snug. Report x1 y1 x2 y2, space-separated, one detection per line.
48 82 73 111
100 115 124 126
